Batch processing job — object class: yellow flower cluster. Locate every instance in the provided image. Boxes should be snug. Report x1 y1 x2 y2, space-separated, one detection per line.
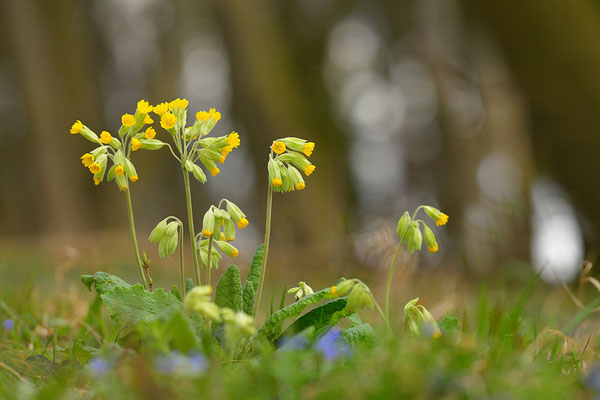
267 137 316 192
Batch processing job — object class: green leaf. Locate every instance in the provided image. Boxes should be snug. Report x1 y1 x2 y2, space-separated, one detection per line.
284 297 348 337
242 244 263 315
215 265 243 312
100 284 181 326
135 308 199 354
343 323 376 347
254 288 334 343
438 316 459 333
81 272 130 295
185 278 194 293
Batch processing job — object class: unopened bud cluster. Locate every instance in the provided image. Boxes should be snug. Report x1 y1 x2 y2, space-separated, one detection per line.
148 217 182 258
330 278 375 313
403 298 441 339
397 206 448 254
268 138 316 192
287 281 314 301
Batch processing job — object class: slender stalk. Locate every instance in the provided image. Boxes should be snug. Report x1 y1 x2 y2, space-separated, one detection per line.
373 296 391 332
253 185 273 318
206 235 214 288
125 188 149 290
384 206 422 323
183 170 202 286
179 224 185 302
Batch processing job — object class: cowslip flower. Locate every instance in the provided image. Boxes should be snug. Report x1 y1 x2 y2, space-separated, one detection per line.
99 131 112 144
303 142 315 156
70 120 83 134
122 113 136 127
115 165 124 176
144 115 153 124
208 108 221 122
424 206 449 226
305 164 315 176
131 138 141 151
89 163 102 174
80 153 94 168
161 113 177 130
237 217 248 229
137 100 153 114
144 127 156 139
272 141 286 154
130 175 139 182
153 102 169 116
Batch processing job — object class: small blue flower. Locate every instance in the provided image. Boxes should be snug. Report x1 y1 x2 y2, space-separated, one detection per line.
2 319 15 331
278 334 309 352
315 328 351 361
87 357 110 376
156 351 207 377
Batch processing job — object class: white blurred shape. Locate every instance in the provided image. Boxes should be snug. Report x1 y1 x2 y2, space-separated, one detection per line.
327 17 380 72
476 151 522 202
531 179 584 283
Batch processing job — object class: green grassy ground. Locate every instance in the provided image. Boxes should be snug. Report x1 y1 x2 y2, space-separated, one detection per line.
0 246 598 399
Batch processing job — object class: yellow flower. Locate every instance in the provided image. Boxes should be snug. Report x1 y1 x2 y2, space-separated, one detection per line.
115 165 125 176
160 113 177 130
221 145 233 157
436 213 449 226
208 108 221 122
303 142 315 156
153 102 169 115
89 163 101 174
202 229 212 237
232 249 239 258
99 131 112 144
70 120 83 134
94 178 101 186
120 185 127 192
196 111 209 122
305 164 315 176
272 178 282 187
237 217 249 229
428 244 439 253
218 155 226 164
80 153 94 167
295 182 305 190
170 98 188 110
122 113 136 127
137 100 153 114
131 137 141 151
130 175 139 182
331 286 337 296
227 131 240 147
144 115 153 124
210 167 220 176
272 141 286 154
144 127 156 139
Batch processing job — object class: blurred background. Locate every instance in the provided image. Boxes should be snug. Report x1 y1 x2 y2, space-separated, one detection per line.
0 0 598 294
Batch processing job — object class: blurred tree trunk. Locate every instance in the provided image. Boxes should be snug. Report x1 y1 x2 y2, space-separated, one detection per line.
464 0 600 247
3 0 102 234
213 0 354 266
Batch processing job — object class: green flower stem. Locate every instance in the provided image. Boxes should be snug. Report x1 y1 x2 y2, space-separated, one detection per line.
206 235 214 288
183 170 202 286
125 188 149 290
384 206 422 323
179 224 185 302
253 184 273 318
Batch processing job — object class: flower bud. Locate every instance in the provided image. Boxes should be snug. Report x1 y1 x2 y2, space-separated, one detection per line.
397 212 411 238
423 224 439 253
225 201 246 223
123 158 137 181
159 232 178 258
406 222 422 254
333 278 355 297
224 219 236 242
79 125 101 144
139 139 168 151
287 165 305 190
423 206 449 226
149 218 169 243
202 209 214 237
214 240 239 258
403 298 441 339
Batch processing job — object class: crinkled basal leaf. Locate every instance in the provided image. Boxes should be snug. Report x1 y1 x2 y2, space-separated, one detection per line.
242 244 264 315
81 272 130 294
100 284 180 326
284 297 348 337
343 322 376 347
215 265 243 312
255 288 334 342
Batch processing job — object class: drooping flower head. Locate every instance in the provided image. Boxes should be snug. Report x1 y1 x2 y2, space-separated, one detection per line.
70 120 83 135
